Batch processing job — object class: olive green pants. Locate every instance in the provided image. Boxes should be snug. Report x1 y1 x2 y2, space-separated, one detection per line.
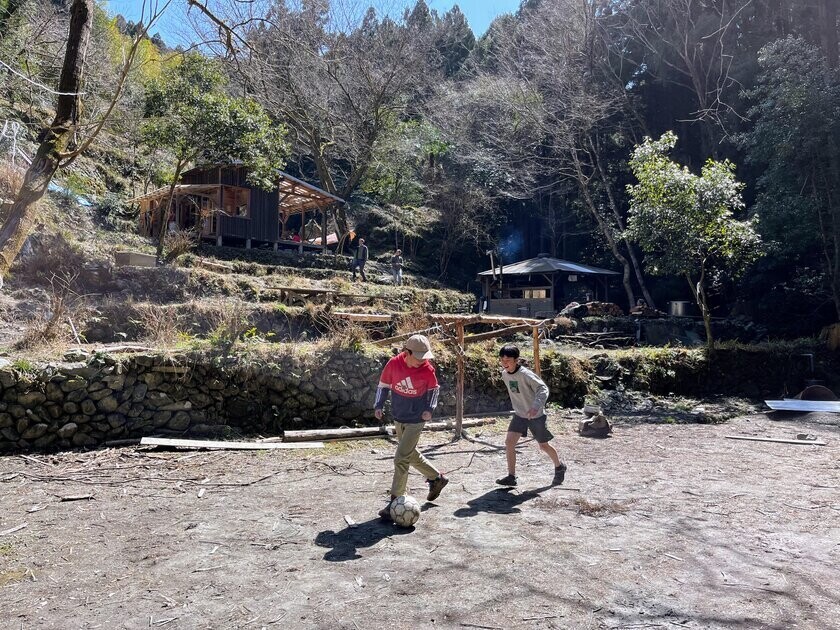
391 421 439 497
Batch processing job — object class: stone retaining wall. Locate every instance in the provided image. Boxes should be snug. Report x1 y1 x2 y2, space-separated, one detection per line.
0 349 526 453
2 342 832 453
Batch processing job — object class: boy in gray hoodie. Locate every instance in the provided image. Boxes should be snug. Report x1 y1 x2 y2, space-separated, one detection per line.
496 344 567 487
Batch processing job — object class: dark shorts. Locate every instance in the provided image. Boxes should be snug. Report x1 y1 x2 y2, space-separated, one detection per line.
507 414 553 443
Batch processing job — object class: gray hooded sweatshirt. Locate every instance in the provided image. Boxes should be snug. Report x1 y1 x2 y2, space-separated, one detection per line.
501 365 550 417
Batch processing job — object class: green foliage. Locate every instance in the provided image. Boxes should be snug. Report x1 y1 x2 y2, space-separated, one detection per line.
362 118 449 206
627 132 761 280
626 132 763 345
11 358 35 373
141 53 289 189
739 36 840 319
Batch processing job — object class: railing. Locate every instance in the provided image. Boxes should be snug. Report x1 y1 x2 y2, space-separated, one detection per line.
218 215 251 239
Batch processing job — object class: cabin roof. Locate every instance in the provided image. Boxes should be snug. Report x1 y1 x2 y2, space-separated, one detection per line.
129 167 344 217
478 255 620 277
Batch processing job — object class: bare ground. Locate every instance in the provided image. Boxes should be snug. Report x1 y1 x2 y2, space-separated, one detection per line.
1 408 838 630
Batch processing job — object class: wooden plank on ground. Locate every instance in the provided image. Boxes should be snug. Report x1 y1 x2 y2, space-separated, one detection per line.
282 417 497 442
764 400 840 413
724 435 827 446
428 313 548 326
140 437 324 450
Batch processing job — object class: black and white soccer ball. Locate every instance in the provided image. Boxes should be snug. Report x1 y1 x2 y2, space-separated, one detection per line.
389 494 421 527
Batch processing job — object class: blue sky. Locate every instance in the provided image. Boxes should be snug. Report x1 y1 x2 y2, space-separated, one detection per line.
103 1 521 46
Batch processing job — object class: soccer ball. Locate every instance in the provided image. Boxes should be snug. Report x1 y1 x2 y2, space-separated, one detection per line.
389 495 421 527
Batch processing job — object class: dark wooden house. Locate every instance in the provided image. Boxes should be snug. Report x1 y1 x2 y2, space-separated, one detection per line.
478 254 620 317
133 165 344 252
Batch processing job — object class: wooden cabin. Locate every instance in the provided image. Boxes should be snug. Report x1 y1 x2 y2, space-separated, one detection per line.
133 165 345 252
478 254 620 317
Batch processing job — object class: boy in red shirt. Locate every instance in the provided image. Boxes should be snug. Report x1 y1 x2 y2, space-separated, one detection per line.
374 334 449 520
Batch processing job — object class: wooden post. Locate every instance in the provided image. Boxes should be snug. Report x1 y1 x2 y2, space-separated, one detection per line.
532 326 541 377
455 322 465 439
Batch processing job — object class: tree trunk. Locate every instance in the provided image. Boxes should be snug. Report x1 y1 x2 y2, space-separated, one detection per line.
591 140 657 309
0 0 93 285
155 160 186 264
568 145 636 308
686 272 714 350
819 0 839 68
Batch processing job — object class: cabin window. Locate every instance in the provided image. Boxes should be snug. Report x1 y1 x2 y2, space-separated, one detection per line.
222 186 250 218
524 289 549 299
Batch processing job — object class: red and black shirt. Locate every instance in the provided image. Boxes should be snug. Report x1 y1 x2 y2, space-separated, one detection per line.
374 352 440 423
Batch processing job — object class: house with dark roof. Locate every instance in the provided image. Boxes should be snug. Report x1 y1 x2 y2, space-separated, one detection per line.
477 253 620 317
132 165 345 253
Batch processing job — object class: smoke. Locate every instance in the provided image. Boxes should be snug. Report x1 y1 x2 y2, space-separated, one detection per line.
497 230 524 261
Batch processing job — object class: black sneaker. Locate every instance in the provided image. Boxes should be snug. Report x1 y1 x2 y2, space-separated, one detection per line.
495 474 517 487
426 475 449 501
552 463 567 486
378 503 393 521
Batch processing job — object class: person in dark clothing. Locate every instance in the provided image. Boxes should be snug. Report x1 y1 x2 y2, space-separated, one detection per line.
374 334 449 520
351 238 368 281
390 248 403 286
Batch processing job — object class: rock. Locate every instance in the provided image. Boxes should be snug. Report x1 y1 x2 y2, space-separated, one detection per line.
159 401 192 412
141 372 164 389
152 411 172 427
0 371 16 389
61 377 88 393
72 432 97 447
16 417 28 434
8 405 25 419
33 434 56 449
1 427 18 441
103 374 126 391
167 411 191 431
0 413 12 429
81 399 97 415
21 423 48 440
18 391 47 407
89 388 114 402
63 349 90 362
45 382 64 402
63 402 79 414
133 354 157 367
65 389 88 403
107 414 126 429
97 396 119 413
58 422 78 439
45 404 62 419
131 383 148 402
87 381 106 393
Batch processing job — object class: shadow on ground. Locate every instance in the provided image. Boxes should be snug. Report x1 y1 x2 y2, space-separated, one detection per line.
453 485 552 518
315 518 414 561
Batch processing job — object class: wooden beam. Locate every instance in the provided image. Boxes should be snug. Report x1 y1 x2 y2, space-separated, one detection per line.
374 325 441 347
724 435 827 446
455 322 465 438
428 313 547 326
463 324 533 344
333 312 396 322
140 437 324 450
283 417 497 442
533 326 541 377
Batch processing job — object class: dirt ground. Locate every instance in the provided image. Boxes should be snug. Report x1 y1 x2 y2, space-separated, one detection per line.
1 407 838 630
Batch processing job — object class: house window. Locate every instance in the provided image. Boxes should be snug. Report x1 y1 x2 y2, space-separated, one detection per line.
222 186 250 217
524 289 549 299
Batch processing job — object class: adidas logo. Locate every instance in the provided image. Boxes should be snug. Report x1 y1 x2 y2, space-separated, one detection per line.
394 376 418 395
